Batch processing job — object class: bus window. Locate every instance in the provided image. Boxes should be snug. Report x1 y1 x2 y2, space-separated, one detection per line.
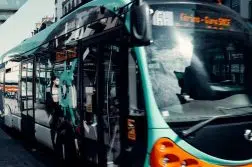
52 49 79 161
146 4 251 122
54 56 79 126
102 45 122 164
81 45 99 164
0 68 4 116
21 61 34 113
35 55 53 127
80 44 128 166
5 61 20 116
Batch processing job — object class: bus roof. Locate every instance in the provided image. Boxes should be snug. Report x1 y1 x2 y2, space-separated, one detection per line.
1 0 250 63
0 0 130 63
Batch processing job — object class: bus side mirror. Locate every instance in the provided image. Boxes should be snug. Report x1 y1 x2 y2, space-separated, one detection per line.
130 2 152 46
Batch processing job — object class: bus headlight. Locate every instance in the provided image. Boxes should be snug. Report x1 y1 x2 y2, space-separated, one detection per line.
150 138 215 167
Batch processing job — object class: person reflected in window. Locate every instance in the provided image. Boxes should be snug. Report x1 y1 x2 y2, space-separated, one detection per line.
46 74 63 150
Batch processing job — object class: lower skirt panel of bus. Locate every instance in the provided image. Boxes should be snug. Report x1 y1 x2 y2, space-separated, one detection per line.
35 123 54 149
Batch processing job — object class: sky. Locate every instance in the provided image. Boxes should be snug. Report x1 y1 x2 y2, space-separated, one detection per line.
0 0 54 56
0 0 27 9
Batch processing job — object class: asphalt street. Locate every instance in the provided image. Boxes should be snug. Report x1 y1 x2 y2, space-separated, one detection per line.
0 125 60 167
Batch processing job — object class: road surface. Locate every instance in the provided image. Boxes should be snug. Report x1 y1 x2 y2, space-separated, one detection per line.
0 125 60 167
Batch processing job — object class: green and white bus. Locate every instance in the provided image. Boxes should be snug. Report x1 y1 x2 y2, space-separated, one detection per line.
0 0 252 166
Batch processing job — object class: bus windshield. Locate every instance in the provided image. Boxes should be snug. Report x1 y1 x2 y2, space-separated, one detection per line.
146 4 252 122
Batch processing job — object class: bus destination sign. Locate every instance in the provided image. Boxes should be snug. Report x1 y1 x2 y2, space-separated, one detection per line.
152 10 233 31
179 13 231 29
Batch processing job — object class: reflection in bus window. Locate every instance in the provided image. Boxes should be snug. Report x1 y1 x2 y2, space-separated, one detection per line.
103 45 121 164
5 62 20 116
146 26 250 122
35 56 53 127
0 69 4 115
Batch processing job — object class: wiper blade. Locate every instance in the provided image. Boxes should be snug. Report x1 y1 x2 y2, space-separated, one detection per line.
181 111 252 137
181 115 229 137
217 104 252 111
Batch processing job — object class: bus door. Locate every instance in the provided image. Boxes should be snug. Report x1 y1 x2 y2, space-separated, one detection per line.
79 42 128 166
101 44 128 167
20 58 35 143
80 44 105 166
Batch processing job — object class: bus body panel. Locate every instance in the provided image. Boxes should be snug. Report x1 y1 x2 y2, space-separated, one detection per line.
35 124 53 149
141 1 252 166
0 0 252 166
4 111 12 128
12 114 21 131
146 128 252 166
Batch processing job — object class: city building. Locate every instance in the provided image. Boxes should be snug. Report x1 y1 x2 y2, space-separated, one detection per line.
62 0 87 17
55 0 91 20
223 0 252 20
32 16 54 36
0 0 27 25
55 0 65 22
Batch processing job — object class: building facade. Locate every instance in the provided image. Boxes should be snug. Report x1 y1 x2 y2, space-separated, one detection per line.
0 0 27 25
55 0 91 20
32 16 54 36
223 0 252 19
55 0 65 22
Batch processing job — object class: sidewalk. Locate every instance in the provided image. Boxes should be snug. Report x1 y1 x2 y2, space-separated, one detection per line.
0 126 51 167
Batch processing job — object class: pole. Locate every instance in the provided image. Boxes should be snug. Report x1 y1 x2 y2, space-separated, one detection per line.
96 44 106 166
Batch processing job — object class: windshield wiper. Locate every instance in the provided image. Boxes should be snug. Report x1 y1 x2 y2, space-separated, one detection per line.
217 104 252 111
181 110 252 138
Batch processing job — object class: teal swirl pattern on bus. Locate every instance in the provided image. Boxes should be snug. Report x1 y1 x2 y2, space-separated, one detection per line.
59 59 78 126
